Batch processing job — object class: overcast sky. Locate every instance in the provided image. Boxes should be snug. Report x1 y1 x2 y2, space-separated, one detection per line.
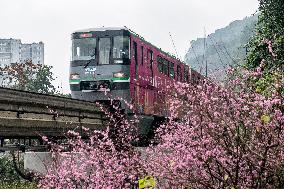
0 0 259 93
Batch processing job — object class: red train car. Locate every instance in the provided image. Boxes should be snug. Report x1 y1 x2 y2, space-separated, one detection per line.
70 27 203 139
129 31 203 117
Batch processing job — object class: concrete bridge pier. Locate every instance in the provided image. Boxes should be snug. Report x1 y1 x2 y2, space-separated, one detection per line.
24 152 52 174
0 138 4 147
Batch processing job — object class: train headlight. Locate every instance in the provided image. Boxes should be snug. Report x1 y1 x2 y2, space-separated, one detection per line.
113 72 126 78
70 73 80 80
114 60 123 64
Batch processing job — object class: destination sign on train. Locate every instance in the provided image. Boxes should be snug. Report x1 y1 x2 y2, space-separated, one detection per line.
79 33 93 38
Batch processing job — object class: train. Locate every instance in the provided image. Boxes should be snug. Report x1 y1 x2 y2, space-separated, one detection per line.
69 27 202 143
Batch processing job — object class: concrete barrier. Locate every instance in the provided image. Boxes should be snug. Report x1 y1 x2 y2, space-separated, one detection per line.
24 152 52 174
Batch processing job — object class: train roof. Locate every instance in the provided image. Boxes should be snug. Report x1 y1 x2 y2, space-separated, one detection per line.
74 27 128 33
73 27 193 68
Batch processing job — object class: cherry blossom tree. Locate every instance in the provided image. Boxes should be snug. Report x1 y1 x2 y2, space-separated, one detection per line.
38 103 146 189
0 60 56 94
38 61 284 188
144 64 284 188
38 38 284 189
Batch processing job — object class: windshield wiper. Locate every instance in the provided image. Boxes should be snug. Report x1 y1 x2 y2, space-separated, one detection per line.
84 52 96 68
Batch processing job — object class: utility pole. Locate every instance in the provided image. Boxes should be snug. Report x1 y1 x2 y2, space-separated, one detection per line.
203 27 208 77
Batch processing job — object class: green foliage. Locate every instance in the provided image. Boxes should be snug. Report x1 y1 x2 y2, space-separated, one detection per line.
245 0 284 96
251 70 284 96
0 61 56 94
0 155 37 188
57 93 72 98
0 156 22 182
246 0 284 69
26 64 56 94
0 181 37 189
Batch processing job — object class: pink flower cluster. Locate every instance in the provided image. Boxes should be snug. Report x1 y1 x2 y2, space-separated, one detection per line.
144 70 284 188
39 66 284 188
264 39 277 59
38 106 145 189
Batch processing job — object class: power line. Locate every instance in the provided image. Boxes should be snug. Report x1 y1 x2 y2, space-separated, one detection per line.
210 37 231 63
185 44 203 75
203 27 208 77
169 32 180 60
215 38 238 64
190 46 202 67
207 35 227 70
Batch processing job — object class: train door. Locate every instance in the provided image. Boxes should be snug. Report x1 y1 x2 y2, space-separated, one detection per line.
99 38 111 65
133 41 138 79
144 90 154 115
133 41 139 111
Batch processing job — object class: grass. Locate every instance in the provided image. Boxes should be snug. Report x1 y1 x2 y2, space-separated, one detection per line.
0 181 38 189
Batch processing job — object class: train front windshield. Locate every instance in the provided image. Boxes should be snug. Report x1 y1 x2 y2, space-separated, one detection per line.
113 36 130 59
72 38 96 61
72 34 130 64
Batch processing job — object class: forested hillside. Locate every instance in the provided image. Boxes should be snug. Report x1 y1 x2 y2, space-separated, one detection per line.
185 15 258 80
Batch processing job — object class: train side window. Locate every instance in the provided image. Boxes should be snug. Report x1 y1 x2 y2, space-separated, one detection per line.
163 59 169 76
113 36 130 59
99 38 111 65
177 65 182 81
184 66 189 83
169 62 175 79
192 73 196 84
146 48 149 65
133 42 137 64
181 66 184 82
149 50 153 70
157 56 163 73
141 46 144 65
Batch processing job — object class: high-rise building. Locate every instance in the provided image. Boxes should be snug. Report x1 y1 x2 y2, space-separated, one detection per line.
0 38 44 87
21 42 44 65
0 38 44 68
0 38 21 68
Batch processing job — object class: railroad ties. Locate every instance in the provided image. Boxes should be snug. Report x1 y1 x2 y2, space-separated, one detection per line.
0 87 107 142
